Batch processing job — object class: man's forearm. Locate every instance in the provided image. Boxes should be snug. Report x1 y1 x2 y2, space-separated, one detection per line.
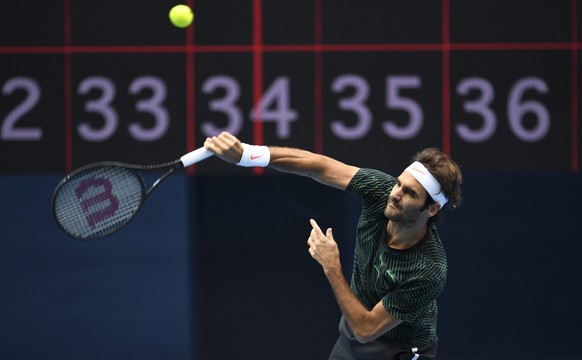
324 267 375 341
324 266 401 343
269 147 358 190
269 147 324 175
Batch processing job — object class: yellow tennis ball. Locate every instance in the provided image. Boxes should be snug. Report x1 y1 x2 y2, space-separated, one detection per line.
169 5 194 28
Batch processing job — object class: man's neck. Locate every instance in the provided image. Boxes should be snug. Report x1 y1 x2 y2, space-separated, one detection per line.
386 221 428 250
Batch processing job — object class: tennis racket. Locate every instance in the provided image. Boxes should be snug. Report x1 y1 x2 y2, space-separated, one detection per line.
51 147 213 240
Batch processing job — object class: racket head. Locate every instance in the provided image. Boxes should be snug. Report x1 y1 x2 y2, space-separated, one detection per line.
51 163 146 240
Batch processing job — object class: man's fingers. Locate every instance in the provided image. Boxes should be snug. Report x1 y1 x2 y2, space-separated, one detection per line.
326 228 333 239
310 219 325 238
213 135 231 150
307 234 315 246
204 136 223 152
220 131 239 143
309 218 320 230
310 219 335 242
203 133 244 163
307 234 319 259
204 137 215 151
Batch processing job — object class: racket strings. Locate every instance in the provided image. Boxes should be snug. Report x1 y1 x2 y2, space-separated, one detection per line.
53 166 145 240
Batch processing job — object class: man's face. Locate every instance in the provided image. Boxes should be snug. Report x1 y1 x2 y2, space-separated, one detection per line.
384 171 431 225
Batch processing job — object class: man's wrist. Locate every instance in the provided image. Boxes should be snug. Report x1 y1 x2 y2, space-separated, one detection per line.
236 143 270 167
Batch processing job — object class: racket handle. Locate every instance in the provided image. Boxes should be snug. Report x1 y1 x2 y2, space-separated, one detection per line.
180 147 214 168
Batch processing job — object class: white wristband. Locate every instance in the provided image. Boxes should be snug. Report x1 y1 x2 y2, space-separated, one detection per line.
236 143 270 167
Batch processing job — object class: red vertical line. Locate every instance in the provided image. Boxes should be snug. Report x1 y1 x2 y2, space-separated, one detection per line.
186 0 196 174
64 0 73 172
313 0 323 154
252 0 264 175
572 0 579 172
441 0 451 155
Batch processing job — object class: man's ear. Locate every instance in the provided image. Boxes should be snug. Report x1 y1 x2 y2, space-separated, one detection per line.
427 203 441 217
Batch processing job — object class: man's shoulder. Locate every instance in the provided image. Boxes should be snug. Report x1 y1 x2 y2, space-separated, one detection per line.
347 168 396 195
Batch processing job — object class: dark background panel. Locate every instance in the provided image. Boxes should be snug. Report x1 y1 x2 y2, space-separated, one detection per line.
0 54 65 172
450 50 571 171
0 173 580 359
322 51 443 171
70 0 189 46
191 175 343 360
579 49 582 172
0 2 64 46
263 0 315 45
451 0 571 43
1 0 579 174
0 175 192 359
71 53 187 168
323 0 442 44
194 0 253 45
436 172 582 358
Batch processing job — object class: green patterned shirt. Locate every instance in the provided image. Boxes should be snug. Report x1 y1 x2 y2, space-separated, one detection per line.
345 168 447 349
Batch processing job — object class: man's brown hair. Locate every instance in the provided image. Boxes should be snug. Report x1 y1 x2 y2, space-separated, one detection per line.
413 148 463 222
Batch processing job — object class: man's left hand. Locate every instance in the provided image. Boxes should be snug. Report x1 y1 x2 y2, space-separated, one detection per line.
307 219 341 273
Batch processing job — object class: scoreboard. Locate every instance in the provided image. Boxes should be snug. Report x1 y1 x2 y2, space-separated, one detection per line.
0 0 579 174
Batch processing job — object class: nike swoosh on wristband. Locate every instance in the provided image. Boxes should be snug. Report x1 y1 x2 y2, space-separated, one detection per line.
250 153 264 160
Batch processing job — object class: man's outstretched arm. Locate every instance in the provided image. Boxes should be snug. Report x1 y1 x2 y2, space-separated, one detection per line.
204 131 359 190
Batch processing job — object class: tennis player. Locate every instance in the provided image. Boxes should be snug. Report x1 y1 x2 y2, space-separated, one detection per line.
204 132 462 360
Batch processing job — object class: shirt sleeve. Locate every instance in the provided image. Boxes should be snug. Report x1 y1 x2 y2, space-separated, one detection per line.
346 168 396 205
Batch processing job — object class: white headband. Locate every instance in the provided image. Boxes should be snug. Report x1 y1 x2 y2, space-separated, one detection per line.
404 161 448 207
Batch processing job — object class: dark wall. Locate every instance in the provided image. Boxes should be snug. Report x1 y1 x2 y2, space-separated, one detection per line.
436 172 582 358
190 172 582 360
191 175 343 359
0 175 193 360
0 172 580 359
